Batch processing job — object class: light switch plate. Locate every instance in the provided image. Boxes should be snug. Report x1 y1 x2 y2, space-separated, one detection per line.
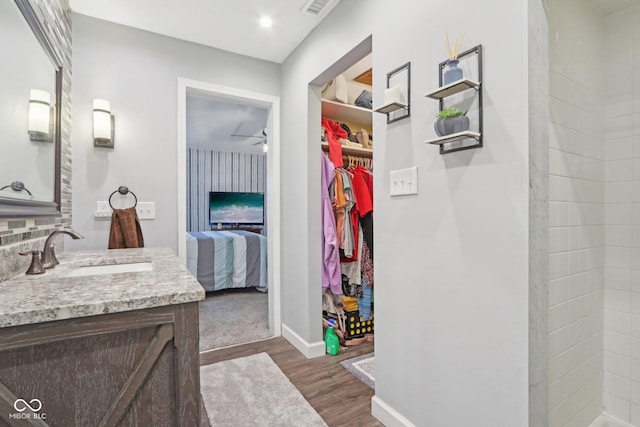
136 202 156 220
390 167 418 196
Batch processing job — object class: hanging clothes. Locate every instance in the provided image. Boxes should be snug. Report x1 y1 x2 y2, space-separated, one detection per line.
321 153 342 294
322 119 347 168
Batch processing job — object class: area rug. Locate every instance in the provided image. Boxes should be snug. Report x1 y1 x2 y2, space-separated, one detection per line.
200 352 327 426
199 289 271 351
340 352 375 390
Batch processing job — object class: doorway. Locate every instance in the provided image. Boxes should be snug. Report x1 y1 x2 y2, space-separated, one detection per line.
177 78 282 350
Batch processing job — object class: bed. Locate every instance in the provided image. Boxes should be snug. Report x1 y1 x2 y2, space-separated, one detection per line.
186 230 267 292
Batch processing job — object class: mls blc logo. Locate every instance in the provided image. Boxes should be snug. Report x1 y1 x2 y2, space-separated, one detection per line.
8 398 46 420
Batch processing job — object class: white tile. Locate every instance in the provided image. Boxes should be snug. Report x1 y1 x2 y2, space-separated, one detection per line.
633 337 640 360
606 289 633 313
604 392 631 421
606 309 632 335
606 113 634 141
605 371 631 399
632 382 640 405
606 204 632 225
607 350 633 378
606 71 633 98
607 267 632 291
631 403 640 426
607 181 634 204
569 227 581 250
633 227 640 248
606 225 633 247
607 246 632 269
550 279 562 307
605 330 632 356
633 136 640 158
549 227 559 254
632 359 640 383
633 204 640 226
607 93 634 119
634 159 640 181
607 138 634 161
606 49 633 75
634 248 640 271
633 314 640 337
607 159 634 182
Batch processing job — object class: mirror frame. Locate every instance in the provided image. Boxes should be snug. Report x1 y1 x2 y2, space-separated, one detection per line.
0 0 62 217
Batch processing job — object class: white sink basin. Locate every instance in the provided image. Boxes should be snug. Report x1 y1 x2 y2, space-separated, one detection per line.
66 262 153 277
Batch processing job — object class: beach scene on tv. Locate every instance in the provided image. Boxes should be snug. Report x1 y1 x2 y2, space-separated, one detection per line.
209 192 264 224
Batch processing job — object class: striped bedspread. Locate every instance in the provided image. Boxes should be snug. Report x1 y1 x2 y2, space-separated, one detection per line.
186 230 267 292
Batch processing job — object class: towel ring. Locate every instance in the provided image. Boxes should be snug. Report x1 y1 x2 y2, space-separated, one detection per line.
0 181 32 196
108 185 137 209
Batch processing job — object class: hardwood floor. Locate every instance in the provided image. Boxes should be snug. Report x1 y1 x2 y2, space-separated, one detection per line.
199 336 382 427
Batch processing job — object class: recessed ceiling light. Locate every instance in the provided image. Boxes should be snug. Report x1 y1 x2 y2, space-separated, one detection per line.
259 16 273 28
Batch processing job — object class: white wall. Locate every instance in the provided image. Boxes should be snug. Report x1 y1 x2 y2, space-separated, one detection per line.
69 14 280 252
602 4 640 424
547 1 606 426
281 0 530 424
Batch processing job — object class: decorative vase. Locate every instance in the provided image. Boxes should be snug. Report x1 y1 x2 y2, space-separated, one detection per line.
444 59 463 85
434 116 469 137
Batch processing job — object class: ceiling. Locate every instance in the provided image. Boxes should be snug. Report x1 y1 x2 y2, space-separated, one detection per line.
69 0 341 63
186 90 269 155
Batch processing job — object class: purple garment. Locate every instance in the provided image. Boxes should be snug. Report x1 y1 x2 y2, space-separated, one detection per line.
321 154 342 294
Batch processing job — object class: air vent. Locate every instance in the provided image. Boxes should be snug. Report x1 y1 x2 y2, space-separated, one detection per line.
301 0 332 16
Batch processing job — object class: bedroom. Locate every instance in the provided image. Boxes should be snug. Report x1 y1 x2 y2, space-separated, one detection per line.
184 88 272 351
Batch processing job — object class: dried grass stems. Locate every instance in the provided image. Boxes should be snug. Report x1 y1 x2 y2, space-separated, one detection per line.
445 32 465 61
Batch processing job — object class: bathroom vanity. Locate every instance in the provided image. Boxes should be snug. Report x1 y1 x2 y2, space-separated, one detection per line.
0 247 205 426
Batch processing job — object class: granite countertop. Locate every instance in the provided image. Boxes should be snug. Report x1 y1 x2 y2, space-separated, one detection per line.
0 247 205 328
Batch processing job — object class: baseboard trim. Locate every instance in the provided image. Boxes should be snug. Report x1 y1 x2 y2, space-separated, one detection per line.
281 323 325 359
371 395 416 427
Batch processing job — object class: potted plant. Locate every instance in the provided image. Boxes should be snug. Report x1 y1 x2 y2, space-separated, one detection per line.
434 108 469 137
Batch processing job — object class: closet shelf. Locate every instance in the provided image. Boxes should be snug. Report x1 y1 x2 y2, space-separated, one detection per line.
425 78 480 99
425 131 481 146
322 99 372 127
321 142 373 158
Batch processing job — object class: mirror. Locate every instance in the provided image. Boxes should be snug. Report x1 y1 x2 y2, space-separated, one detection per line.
0 0 62 217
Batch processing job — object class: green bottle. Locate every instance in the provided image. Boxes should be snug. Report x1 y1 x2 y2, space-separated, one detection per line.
324 319 340 356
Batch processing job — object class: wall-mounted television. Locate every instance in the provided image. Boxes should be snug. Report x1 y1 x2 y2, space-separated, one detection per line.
209 192 264 226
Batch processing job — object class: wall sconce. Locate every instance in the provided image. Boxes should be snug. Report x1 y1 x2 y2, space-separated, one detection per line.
93 99 114 148
28 89 53 142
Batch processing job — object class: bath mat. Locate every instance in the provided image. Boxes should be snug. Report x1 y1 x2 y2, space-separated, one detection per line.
340 352 375 390
200 352 327 426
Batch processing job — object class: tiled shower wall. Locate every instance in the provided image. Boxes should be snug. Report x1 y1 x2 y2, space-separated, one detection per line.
548 0 605 425
601 5 640 424
0 0 72 281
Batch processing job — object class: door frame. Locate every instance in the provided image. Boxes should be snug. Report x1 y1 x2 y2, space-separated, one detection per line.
177 78 282 337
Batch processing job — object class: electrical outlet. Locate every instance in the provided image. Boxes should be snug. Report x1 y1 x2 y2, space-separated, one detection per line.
390 167 418 196
95 201 112 219
136 202 156 220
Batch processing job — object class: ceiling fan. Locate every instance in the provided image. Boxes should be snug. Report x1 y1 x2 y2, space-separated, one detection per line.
230 128 267 145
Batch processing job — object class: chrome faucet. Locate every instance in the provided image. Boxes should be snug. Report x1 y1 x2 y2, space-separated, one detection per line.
41 229 83 269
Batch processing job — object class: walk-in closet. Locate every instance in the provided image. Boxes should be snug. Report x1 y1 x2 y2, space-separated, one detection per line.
321 54 375 351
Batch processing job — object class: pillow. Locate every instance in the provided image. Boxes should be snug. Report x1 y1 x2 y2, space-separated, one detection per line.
334 74 348 104
321 73 348 104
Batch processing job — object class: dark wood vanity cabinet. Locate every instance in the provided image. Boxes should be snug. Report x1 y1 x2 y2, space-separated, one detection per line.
0 303 200 427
